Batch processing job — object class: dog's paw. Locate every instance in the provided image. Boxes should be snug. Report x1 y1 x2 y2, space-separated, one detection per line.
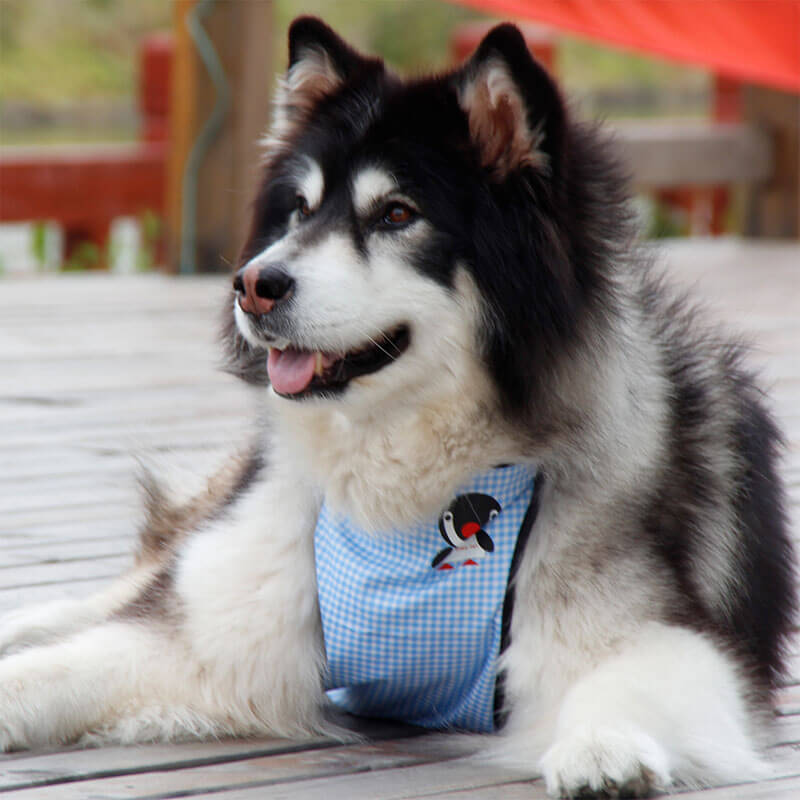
539 723 670 798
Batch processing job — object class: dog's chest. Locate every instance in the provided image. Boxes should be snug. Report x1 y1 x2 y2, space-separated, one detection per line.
314 464 538 732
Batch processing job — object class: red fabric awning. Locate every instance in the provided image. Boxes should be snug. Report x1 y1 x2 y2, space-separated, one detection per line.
456 0 800 92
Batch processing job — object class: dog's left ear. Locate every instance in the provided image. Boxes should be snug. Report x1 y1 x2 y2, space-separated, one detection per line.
455 24 565 179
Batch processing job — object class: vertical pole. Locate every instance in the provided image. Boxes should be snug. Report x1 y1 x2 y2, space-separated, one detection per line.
164 0 198 273
163 0 274 274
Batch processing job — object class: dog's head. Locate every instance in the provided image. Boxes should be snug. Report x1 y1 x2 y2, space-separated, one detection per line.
225 18 628 418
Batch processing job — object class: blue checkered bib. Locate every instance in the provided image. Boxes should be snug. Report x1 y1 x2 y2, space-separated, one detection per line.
315 464 537 733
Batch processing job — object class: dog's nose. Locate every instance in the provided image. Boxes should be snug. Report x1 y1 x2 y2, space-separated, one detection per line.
233 263 295 315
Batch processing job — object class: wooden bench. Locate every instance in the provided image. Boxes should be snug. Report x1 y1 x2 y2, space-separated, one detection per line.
614 120 772 187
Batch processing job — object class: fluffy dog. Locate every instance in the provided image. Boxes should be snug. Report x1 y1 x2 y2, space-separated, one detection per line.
0 18 795 798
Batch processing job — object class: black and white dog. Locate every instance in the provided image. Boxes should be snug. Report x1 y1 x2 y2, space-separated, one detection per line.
0 19 795 798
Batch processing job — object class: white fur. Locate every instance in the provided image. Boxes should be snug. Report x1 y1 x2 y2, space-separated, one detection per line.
260 47 342 157
296 157 325 212
351 166 397 217
496 623 769 796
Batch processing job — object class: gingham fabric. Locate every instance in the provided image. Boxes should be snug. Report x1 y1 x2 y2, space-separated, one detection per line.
315 464 537 733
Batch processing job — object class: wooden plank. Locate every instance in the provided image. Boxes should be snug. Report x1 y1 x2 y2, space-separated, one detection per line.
0 579 120 616
0 406 249 445
0 486 137 517
673 773 800 800
0 387 251 428
164 757 536 800
0 423 245 459
420 773 800 800
0 535 132 565
0 735 474 799
0 555 131 590
0 360 242 396
0 739 315 792
773 713 800 747
0 273 225 307
0 520 133 542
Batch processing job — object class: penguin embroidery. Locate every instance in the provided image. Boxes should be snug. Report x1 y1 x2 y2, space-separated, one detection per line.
432 493 501 570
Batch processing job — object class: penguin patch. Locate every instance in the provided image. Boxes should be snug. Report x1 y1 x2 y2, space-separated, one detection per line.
432 493 501 570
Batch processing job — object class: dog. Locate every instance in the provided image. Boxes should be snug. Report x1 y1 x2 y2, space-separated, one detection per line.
0 18 795 798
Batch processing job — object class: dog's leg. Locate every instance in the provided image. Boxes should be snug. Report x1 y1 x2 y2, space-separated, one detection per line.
0 450 329 749
0 566 156 657
0 620 201 749
502 622 768 798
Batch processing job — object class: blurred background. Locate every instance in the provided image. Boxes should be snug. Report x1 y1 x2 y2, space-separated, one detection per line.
0 0 797 275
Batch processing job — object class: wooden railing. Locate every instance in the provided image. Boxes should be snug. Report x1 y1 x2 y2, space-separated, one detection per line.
0 34 172 267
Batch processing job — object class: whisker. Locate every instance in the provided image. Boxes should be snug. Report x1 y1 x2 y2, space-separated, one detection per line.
359 330 399 362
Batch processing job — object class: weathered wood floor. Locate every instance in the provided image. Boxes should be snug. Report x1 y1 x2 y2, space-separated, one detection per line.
1 239 798 798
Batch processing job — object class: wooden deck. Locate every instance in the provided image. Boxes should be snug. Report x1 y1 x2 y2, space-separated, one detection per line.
1 239 798 798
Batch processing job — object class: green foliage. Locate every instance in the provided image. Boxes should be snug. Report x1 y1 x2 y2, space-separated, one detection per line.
558 38 707 93
365 1 481 72
0 0 25 51
273 0 482 72
137 209 161 272
0 0 170 104
1 0 708 107
63 240 101 271
646 198 689 239
31 222 48 269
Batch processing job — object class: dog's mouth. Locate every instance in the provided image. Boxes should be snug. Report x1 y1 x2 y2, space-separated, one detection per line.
267 325 410 399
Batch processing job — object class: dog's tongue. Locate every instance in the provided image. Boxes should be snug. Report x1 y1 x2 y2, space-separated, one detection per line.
267 347 316 395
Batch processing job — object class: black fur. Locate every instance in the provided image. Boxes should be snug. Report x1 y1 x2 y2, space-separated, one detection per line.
639 282 796 693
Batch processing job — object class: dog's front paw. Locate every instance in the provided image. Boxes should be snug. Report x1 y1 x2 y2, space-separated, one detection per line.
540 723 670 798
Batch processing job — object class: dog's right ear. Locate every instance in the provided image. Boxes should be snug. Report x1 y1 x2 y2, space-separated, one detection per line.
262 17 382 154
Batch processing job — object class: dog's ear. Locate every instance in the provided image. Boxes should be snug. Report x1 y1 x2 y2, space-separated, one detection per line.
455 24 565 179
263 17 381 154
287 16 373 98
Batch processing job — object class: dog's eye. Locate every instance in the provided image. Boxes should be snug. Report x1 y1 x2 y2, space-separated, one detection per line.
380 203 415 228
296 196 312 219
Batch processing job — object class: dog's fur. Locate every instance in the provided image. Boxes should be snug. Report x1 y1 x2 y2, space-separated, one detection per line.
0 19 795 798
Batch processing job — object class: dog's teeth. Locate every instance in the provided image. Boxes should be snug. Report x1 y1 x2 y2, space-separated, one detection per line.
314 352 324 376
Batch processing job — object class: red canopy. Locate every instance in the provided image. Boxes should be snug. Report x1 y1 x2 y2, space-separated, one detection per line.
456 0 800 92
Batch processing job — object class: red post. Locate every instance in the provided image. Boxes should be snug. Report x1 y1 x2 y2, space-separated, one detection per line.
709 73 742 234
140 33 173 145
